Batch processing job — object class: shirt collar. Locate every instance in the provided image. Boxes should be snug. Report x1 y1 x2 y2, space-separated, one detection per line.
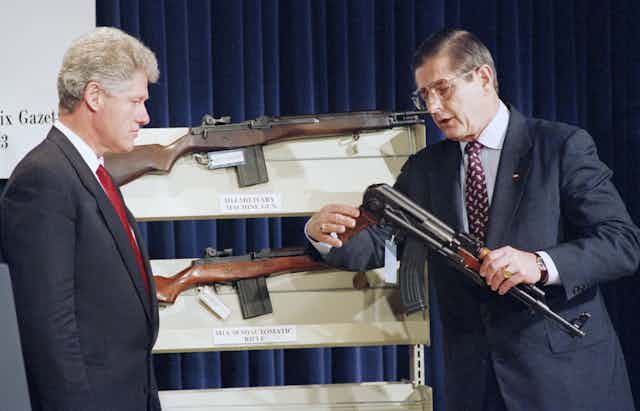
54 120 103 173
460 100 510 152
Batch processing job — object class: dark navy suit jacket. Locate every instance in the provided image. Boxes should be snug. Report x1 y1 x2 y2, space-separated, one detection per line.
0 128 161 411
323 107 640 411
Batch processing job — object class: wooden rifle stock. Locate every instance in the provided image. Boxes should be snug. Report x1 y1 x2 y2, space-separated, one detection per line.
457 247 491 273
105 110 427 186
104 139 189 186
154 252 328 304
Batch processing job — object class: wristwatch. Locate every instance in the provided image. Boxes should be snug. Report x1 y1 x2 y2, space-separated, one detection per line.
535 254 549 285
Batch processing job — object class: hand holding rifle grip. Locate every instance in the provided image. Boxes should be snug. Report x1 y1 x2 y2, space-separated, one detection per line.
337 207 379 244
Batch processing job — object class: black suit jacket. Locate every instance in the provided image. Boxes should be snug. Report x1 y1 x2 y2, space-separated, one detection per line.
323 108 640 410
0 127 161 411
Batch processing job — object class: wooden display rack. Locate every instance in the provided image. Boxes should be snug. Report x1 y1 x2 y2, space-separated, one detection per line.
123 124 432 410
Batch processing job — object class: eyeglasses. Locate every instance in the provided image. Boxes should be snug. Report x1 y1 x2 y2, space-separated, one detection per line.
411 67 478 112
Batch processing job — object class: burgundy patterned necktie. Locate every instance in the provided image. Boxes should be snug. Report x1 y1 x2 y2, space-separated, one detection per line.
465 141 489 244
97 165 150 294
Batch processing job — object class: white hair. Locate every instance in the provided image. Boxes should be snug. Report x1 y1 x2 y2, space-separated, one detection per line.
57 27 159 113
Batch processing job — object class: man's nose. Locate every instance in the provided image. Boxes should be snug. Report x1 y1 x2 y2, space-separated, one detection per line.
425 92 443 113
138 105 150 126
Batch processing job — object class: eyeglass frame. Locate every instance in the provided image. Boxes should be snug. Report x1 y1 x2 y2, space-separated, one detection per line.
411 67 479 111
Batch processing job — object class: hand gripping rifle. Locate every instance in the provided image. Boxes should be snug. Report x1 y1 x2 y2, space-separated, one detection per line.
154 247 328 319
105 110 427 187
341 183 589 338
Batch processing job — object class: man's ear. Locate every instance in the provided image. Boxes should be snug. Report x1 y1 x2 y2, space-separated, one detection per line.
476 64 495 92
84 81 103 112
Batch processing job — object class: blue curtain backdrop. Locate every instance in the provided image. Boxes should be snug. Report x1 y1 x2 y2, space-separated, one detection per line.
1 1 639 410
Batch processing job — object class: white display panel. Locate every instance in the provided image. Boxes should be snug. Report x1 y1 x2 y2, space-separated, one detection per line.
0 2 95 177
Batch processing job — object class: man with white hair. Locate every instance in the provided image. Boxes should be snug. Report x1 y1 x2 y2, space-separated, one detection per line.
0 27 161 410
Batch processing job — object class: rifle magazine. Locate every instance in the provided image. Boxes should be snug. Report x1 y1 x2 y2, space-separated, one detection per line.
236 146 268 187
399 239 428 314
235 277 273 319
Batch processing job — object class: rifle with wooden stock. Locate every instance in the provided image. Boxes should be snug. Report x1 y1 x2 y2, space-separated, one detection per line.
154 247 328 319
105 110 428 187
340 183 590 338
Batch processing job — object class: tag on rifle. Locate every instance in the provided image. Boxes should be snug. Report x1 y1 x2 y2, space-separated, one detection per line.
384 237 399 284
198 286 231 320
206 149 246 169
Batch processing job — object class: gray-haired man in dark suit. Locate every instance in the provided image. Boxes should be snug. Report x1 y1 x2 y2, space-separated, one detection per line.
1 27 162 411
307 28 640 411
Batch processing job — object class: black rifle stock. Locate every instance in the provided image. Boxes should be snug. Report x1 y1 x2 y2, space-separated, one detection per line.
339 183 590 338
153 247 328 319
105 110 428 187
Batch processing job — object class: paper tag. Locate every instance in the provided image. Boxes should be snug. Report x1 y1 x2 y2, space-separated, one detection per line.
220 193 282 214
384 238 399 284
213 325 297 345
198 286 231 320
206 149 246 169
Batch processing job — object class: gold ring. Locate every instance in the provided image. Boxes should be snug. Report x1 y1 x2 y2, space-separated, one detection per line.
503 270 513 279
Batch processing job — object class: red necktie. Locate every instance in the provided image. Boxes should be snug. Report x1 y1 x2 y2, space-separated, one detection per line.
465 141 489 244
96 165 150 294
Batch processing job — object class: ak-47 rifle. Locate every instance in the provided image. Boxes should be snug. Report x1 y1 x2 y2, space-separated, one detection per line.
105 110 427 187
154 247 328 319
341 183 590 338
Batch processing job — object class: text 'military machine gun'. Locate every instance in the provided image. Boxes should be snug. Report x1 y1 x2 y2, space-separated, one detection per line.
105 110 428 187
154 247 328 319
340 183 590 338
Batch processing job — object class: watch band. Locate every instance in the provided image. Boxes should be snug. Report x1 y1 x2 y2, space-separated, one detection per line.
535 254 549 285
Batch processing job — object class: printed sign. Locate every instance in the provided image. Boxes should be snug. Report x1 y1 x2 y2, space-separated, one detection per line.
219 193 282 214
213 325 297 345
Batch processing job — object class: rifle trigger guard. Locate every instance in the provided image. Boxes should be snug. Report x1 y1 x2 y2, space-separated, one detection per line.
193 153 209 166
338 133 360 155
338 133 360 145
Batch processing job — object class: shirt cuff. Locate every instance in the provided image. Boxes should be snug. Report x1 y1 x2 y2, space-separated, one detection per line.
536 251 560 285
304 219 334 256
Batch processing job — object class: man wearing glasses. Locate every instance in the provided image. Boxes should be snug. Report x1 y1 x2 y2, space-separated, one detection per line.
306 28 639 410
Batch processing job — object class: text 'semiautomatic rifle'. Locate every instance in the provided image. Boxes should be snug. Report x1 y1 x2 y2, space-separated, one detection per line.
342 183 590 338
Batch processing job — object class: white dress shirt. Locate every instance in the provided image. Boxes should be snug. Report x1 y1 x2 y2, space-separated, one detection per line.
54 120 103 182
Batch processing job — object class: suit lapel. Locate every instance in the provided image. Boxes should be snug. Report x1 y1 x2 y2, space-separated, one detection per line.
427 140 464 231
128 210 159 336
485 108 533 248
49 128 153 324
